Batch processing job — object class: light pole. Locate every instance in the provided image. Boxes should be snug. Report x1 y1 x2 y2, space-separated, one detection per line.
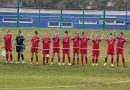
60 0 63 28
17 0 20 28
102 0 106 30
124 0 128 30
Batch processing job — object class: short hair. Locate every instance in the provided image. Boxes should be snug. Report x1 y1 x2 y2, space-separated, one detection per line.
65 31 68 34
35 31 38 35
110 33 112 35
82 32 85 35
120 32 123 35
18 30 21 33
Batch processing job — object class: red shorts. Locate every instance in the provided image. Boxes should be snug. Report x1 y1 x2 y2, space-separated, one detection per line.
80 49 88 54
116 48 124 54
5 47 12 52
107 49 115 55
43 49 50 54
31 47 39 53
73 48 79 54
53 48 60 53
92 50 100 56
62 49 70 54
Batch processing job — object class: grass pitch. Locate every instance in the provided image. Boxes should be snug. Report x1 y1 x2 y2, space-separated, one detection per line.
0 28 130 90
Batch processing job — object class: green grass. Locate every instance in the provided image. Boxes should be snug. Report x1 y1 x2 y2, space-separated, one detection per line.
0 27 130 90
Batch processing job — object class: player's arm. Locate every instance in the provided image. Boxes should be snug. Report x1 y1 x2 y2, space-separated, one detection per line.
89 32 93 40
102 32 107 40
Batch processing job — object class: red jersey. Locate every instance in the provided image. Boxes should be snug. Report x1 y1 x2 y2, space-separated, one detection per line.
52 36 60 48
62 36 70 48
80 37 90 48
31 36 40 48
106 38 116 50
42 37 50 49
4 34 12 48
72 36 80 48
117 37 128 49
92 39 101 49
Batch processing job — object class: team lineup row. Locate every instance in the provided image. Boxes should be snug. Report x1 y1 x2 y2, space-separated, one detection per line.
2 30 129 67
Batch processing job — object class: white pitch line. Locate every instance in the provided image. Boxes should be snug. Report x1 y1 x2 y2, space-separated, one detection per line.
0 85 86 90
0 80 130 90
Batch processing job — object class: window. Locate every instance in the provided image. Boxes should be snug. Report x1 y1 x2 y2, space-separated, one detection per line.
116 20 124 25
79 20 97 24
61 22 72 28
48 22 60 27
105 20 115 25
3 18 32 23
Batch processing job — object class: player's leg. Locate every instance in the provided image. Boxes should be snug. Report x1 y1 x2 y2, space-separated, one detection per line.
20 52 24 64
46 54 49 64
5 49 9 63
62 54 65 65
30 52 34 64
73 53 76 65
85 54 88 65
57 53 61 65
42 53 45 64
67 54 71 65
51 53 55 64
95 55 99 66
17 52 20 63
35 52 39 64
116 54 120 66
121 54 125 67
104 55 108 66
111 55 114 66
9 51 13 63
81 54 84 65
92 56 95 66
77 53 79 65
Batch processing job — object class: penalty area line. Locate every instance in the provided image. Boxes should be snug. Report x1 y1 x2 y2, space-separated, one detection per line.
0 80 130 90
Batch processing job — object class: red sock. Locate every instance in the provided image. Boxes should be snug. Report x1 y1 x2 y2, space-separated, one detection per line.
63 57 65 63
36 55 38 62
105 57 108 62
85 57 88 64
58 58 60 63
10 54 12 61
81 56 83 64
68 57 71 63
43 57 45 64
92 58 94 63
116 56 119 65
31 57 33 62
46 57 49 63
51 58 54 63
122 57 125 65
111 57 114 64
77 58 79 64
73 58 75 63
6 54 8 62
96 57 98 63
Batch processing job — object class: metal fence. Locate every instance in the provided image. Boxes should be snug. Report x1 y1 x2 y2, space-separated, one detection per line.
0 0 129 30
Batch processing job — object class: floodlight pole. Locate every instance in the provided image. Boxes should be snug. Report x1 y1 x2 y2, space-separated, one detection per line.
38 1 41 28
83 0 85 28
17 0 20 28
125 3 128 30
103 0 106 30
60 0 63 28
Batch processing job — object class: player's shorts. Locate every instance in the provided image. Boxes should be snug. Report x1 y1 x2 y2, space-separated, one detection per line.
80 48 88 54
92 49 100 56
73 48 79 54
116 48 124 54
53 48 60 53
5 47 12 52
31 47 39 53
107 49 115 55
62 48 70 54
16 45 24 52
43 49 50 54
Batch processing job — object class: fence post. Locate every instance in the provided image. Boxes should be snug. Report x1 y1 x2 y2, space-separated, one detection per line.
17 0 20 28
103 0 106 30
60 0 63 28
83 0 85 29
38 1 41 28
125 3 128 30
